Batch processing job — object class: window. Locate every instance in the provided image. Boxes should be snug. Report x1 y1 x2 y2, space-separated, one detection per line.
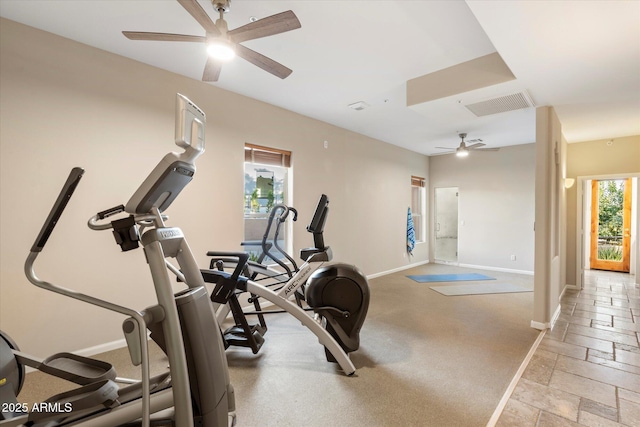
244 144 292 258
411 176 426 243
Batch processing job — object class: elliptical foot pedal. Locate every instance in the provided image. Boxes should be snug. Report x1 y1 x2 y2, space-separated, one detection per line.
253 323 267 336
40 353 116 385
224 323 265 338
223 328 265 354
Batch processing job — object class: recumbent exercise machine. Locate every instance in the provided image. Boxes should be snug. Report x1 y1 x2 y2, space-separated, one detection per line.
203 194 371 374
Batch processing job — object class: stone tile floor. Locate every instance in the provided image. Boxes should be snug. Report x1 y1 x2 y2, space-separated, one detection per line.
497 270 640 426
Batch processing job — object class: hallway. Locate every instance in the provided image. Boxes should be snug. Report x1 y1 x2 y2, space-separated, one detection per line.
497 270 640 426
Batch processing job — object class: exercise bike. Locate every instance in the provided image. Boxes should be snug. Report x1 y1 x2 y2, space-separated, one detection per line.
204 194 371 375
0 94 235 427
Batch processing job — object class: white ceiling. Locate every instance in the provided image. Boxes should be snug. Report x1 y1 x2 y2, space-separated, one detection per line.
1 0 639 155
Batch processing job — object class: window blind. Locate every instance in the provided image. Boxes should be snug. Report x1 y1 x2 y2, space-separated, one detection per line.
411 176 425 187
245 143 291 167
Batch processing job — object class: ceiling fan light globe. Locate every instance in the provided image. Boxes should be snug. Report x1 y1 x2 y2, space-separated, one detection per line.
456 149 469 158
207 40 235 61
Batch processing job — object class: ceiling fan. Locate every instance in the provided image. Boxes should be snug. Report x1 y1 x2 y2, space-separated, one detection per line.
122 0 301 82
433 133 499 157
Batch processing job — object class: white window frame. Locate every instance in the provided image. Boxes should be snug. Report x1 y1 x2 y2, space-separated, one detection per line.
411 176 426 243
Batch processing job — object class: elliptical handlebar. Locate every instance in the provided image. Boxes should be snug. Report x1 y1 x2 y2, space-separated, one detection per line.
30 167 85 253
274 205 298 226
287 207 298 222
24 168 153 427
260 204 298 276
262 204 294 241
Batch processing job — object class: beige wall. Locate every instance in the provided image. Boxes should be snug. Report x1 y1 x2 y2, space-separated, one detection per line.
429 144 536 272
533 106 568 329
0 19 428 355
565 135 640 285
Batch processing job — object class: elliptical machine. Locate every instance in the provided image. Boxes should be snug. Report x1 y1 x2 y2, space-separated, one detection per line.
204 194 370 374
206 203 300 353
0 94 235 427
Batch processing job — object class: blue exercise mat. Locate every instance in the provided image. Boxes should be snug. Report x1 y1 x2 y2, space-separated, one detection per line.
407 273 496 283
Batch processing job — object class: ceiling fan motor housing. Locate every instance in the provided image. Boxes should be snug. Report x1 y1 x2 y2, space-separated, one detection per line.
212 0 230 13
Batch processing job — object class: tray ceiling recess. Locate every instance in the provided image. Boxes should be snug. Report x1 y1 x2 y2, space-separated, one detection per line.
406 52 537 151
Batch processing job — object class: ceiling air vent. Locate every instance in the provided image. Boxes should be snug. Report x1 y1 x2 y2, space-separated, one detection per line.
348 101 369 111
464 91 534 117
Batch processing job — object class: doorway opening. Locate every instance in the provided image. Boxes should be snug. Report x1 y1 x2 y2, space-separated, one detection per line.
434 187 459 263
576 175 638 288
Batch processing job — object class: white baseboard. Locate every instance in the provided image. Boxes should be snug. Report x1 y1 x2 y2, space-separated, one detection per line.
74 338 128 357
458 263 534 276
25 338 128 373
530 302 561 331
486 329 547 427
433 260 459 266
365 260 532 280
530 320 549 330
366 260 430 280
550 303 562 329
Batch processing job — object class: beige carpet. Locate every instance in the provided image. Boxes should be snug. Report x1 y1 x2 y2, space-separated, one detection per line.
16 264 538 427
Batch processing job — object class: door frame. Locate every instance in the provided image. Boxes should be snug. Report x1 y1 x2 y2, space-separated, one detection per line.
576 173 639 288
589 178 632 272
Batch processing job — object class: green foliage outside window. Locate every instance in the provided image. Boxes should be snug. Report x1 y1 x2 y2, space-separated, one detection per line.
597 180 624 261
598 245 622 260
598 180 624 237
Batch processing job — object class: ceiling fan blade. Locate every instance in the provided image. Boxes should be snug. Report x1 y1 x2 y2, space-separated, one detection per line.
466 142 486 150
235 44 292 79
475 147 500 151
202 57 222 82
177 0 220 36
434 147 455 150
229 10 301 44
430 151 454 156
122 31 206 42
